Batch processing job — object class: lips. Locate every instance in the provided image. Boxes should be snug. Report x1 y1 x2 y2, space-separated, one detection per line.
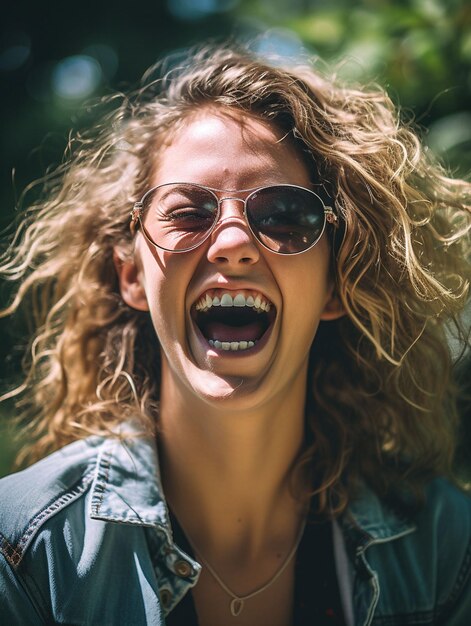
192 289 276 352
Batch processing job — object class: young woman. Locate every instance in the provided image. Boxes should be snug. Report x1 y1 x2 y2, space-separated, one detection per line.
0 45 470 626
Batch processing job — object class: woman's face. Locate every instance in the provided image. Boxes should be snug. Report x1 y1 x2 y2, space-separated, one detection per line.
118 107 341 410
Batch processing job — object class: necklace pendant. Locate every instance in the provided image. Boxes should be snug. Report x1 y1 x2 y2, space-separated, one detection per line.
230 598 244 616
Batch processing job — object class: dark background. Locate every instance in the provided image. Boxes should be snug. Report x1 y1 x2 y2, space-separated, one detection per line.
1 0 470 475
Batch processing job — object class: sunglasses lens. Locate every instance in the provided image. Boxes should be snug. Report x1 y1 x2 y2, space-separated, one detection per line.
246 186 326 254
141 184 218 251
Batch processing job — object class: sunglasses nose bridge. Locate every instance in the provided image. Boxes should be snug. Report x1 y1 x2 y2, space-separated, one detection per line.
215 196 249 227
208 195 260 250
218 195 246 210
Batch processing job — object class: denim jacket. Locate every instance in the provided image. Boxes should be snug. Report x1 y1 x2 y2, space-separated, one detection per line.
1 429 470 625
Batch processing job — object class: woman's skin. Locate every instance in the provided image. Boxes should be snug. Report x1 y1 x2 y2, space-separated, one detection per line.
116 107 344 625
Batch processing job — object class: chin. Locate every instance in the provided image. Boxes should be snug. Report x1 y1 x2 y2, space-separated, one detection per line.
181 363 274 411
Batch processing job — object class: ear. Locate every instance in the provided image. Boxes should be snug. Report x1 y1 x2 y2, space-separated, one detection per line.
113 249 149 312
320 287 345 321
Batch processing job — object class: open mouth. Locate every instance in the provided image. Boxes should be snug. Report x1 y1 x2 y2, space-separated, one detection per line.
192 290 276 352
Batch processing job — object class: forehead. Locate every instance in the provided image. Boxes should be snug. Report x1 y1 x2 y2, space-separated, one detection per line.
151 107 311 189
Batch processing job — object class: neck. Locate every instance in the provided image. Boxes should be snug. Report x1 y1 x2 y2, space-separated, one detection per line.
158 368 309 555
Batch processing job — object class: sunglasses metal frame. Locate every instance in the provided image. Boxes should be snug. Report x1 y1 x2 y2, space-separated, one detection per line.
130 182 338 255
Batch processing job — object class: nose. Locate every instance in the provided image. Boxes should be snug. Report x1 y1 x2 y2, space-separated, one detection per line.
206 200 260 266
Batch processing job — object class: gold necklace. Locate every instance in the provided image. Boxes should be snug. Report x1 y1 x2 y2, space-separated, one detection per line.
179 517 306 617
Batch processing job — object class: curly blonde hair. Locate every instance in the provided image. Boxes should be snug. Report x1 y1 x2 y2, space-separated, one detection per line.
1 44 470 514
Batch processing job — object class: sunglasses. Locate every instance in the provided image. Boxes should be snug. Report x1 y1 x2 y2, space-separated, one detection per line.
130 183 338 255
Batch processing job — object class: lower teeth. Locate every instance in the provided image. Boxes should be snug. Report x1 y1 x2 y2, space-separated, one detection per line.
208 339 256 351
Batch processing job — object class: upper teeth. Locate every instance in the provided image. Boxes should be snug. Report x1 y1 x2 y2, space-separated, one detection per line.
195 291 272 313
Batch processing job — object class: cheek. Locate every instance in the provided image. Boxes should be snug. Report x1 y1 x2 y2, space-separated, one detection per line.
278 253 332 332
137 244 196 340
137 249 174 326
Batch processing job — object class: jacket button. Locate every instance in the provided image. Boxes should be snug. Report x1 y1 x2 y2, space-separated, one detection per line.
175 559 192 577
160 588 172 608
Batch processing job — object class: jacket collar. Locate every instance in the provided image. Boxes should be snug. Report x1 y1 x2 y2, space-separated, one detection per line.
347 481 416 538
88 424 202 615
89 424 173 541
339 481 416 557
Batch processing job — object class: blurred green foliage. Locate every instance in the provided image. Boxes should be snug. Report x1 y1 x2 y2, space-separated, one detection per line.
237 0 471 175
1 0 470 476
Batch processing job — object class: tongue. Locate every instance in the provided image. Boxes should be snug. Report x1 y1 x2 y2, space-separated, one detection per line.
205 320 264 342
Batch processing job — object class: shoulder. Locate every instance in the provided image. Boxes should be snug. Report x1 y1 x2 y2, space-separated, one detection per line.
344 478 471 623
417 477 471 571
421 476 471 528
416 478 471 611
0 436 103 566
406 479 471 622
410 477 471 574
0 431 170 624
0 425 167 568
387 476 471 566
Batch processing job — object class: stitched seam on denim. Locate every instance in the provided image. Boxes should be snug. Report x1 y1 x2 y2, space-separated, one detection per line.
0 469 95 568
0 533 23 566
355 551 380 626
90 447 112 516
90 515 157 525
436 534 471 624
